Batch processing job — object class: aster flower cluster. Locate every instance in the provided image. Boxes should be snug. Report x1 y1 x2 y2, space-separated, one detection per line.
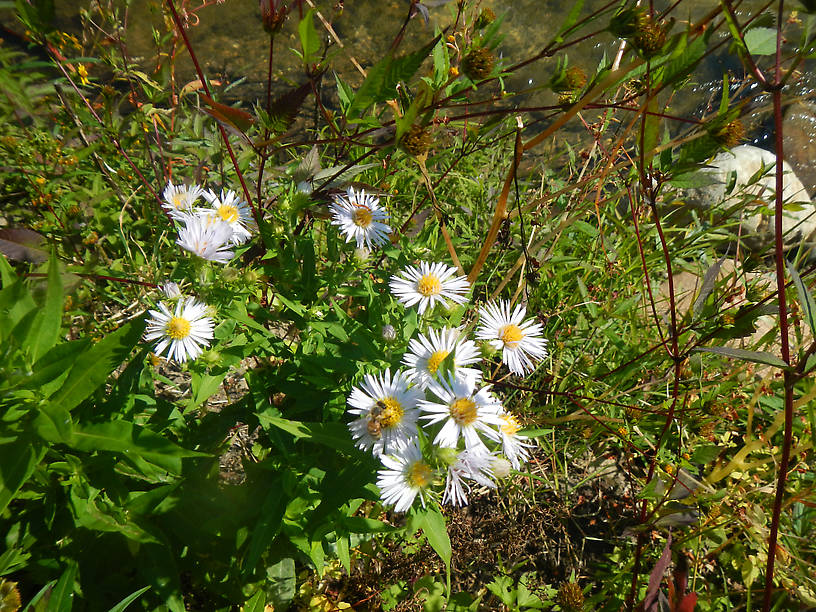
329 187 392 251
162 181 257 263
346 260 549 512
141 181 258 364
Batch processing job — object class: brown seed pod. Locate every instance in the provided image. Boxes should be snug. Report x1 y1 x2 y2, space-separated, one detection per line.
557 581 585 611
462 47 495 82
474 7 495 30
400 123 432 157
633 17 667 58
711 118 745 149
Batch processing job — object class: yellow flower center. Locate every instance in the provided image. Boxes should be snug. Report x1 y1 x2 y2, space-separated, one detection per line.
166 316 191 340
217 204 239 224
426 350 450 374
417 274 442 297
449 397 478 425
171 193 185 209
407 460 433 488
377 397 404 428
500 413 521 436
499 324 523 348
351 207 373 228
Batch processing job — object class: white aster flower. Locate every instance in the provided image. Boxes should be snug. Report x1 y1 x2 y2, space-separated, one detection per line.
443 448 497 507
144 297 214 363
389 261 470 314
176 213 235 264
346 369 422 456
497 411 534 470
402 327 482 389
476 300 548 375
419 373 503 453
162 181 205 220
329 187 392 249
201 188 257 245
160 281 182 299
377 442 435 512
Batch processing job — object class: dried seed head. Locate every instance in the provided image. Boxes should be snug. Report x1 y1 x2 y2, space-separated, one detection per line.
259 0 288 33
710 118 745 149
632 17 667 58
474 7 495 30
462 47 495 82
557 581 585 612
400 123 432 157
550 65 587 94
0 579 21 612
608 6 647 38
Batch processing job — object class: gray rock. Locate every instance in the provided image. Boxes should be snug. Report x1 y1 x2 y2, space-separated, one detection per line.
673 144 816 250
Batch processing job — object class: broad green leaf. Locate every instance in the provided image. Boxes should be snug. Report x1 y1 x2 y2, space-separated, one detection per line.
45 317 144 413
242 486 287 577
242 590 266 612
106 586 150 612
68 421 207 475
267 558 296 610
188 371 226 410
298 9 320 65
694 345 789 369
416 505 451 578
335 535 351 573
348 35 440 118
257 415 357 453
744 27 777 56
44 563 76 612
26 252 63 362
0 435 45 513
786 261 816 338
33 403 73 443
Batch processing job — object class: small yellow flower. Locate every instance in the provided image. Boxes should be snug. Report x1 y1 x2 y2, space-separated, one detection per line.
449 66 460 77
447 34 456 43
77 64 89 86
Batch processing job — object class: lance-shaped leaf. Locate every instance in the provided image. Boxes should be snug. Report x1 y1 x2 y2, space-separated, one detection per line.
0 228 48 263
199 94 255 138
786 260 816 338
254 81 313 146
694 345 790 369
348 35 441 118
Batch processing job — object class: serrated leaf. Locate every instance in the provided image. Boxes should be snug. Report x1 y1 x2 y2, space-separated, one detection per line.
786 261 816 338
744 27 777 55
348 35 440 118
694 345 789 369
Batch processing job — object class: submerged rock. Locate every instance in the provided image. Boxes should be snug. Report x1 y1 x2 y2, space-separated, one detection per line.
670 144 816 250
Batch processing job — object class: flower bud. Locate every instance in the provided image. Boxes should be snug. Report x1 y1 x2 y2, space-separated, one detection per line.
381 324 397 343
491 457 512 478
462 47 495 82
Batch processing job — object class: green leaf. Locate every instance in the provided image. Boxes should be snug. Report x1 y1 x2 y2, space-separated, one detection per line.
242 590 266 612
257 415 357 453
266 558 296 610
298 9 320 65
786 261 816 338
694 345 789 369
106 586 150 612
348 35 440 118
415 505 451 591
554 0 585 42
26 252 63 362
68 421 207 476
0 434 45 513
45 563 76 612
744 27 777 55
45 317 145 413
242 485 287 577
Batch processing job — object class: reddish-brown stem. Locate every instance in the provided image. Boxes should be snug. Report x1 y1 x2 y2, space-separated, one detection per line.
164 0 260 226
